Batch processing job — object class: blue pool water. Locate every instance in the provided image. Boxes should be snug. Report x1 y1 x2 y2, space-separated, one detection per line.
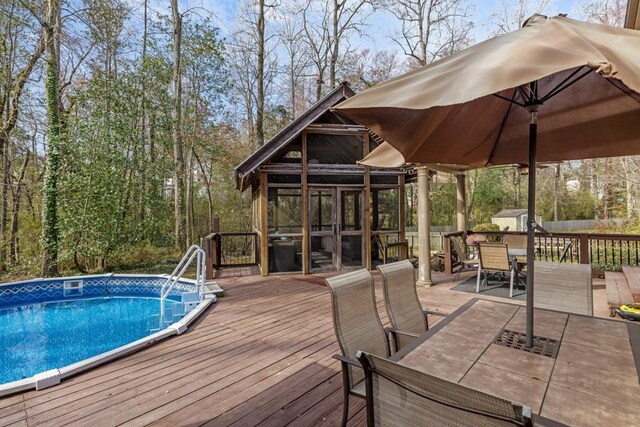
0 297 167 384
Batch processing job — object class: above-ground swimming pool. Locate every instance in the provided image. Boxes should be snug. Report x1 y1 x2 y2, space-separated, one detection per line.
0 274 217 396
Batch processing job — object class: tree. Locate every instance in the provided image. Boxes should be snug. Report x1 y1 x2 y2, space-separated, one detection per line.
41 0 63 276
0 1 45 270
171 0 186 251
488 0 554 36
578 0 626 27
384 0 473 67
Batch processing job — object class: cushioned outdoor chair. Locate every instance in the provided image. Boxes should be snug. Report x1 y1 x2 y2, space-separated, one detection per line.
356 351 534 427
450 236 479 279
477 242 518 297
325 269 391 427
378 260 445 352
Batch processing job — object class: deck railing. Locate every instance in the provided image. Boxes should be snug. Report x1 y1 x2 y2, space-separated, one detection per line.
443 230 640 275
202 232 259 275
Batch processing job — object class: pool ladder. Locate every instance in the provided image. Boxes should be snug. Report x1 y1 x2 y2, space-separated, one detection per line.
159 245 206 326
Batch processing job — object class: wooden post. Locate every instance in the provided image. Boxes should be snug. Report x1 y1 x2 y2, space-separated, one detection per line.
456 173 466 231
364 132 372 271
417 166 433 286
260 172 269 276
579 233 590 264
302 131 309 274
399 174 406 242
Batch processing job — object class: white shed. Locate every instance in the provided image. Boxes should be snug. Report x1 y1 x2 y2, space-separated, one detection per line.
491 209 542 232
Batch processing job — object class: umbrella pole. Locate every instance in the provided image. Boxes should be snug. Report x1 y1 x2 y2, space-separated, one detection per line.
526 107 539 348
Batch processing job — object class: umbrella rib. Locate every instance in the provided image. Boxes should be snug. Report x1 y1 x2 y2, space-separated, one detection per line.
493 92 525 107
540 67 592 103
604 78 640 104
485 88 518 167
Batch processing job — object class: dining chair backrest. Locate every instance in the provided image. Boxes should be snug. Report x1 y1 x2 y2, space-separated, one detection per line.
357 352 532 427
478 242 510 271
534 261 593 316
378 260 427 342
449 236 468 262
504 234 527 250
326 269 390 387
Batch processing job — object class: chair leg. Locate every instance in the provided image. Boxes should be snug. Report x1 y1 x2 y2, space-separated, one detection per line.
340 365 350 427
476 264 482 293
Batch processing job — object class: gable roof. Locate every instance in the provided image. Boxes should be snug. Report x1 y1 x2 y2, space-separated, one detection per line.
235 82 356 191
492 209 528 218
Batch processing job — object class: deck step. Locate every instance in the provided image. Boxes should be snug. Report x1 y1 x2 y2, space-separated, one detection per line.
622 266 640 303
204 281 224 297
605 271 633 316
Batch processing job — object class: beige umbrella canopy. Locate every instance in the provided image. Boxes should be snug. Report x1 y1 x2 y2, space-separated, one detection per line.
337 14 640 168
334 14 640 347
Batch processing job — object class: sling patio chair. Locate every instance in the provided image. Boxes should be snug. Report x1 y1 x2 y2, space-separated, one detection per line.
356 351 534 427
534 261 593 316
450 236 479 280
325 269 391 427
377 260 446 352
477 242 519 298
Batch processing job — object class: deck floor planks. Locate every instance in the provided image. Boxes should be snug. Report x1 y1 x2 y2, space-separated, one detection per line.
26 309 337 425
22 298 324 414
0 270 615 426
119 325 341 425
23 279 330 407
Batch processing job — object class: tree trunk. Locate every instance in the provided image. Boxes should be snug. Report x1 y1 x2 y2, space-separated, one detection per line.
256 0 265 146
41 0 62 277
10 151 29 263
330 0 339 88
171 0 186 251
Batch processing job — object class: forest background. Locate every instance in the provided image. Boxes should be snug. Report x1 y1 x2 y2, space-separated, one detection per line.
0 0 636 278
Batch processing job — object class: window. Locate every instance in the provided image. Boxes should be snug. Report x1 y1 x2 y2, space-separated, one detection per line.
268 188 302 234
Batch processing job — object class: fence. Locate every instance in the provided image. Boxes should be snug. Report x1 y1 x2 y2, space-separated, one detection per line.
442 230 640 275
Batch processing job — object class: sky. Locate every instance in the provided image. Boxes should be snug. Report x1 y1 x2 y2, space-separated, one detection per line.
179 0 584 43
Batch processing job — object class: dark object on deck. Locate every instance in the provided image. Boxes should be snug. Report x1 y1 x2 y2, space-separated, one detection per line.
615 304 640 321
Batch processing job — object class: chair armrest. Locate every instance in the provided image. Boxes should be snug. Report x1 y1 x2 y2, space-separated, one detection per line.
332 354 361 368
386 327 421 339
424 309 447 317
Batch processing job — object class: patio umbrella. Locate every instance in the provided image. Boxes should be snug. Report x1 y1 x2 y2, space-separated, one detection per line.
333 14 640 347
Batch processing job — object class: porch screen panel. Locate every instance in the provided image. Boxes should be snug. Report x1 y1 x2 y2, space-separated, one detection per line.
267 187 303 273
372 188 399 231
268 188 302 234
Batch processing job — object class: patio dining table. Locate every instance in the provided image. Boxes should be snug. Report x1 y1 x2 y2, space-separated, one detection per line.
390 299 640 426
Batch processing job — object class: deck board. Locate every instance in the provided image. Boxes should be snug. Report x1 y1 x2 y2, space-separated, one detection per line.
0 270 613 426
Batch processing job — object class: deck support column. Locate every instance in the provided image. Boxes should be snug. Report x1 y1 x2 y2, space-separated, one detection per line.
417 166 433 287
456 173 467 232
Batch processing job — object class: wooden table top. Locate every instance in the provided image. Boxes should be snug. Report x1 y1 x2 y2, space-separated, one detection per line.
391 299 640 426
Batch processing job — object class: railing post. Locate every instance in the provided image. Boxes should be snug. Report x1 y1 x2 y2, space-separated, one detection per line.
579 233 589 264
444 236 453 275
201 233 216 280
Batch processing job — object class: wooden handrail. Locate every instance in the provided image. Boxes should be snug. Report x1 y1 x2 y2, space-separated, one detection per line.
442 229 640 276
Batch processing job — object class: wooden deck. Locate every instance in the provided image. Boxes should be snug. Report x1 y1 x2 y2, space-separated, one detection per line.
0 270 612 426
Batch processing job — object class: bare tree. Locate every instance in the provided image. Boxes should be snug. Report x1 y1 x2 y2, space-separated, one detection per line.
0 1 45 270
383 0 474 67
578 0 626 26
301 0 372 99
276 4 309 119
339 49 401 91
329 0 371 88
488 0 554 36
